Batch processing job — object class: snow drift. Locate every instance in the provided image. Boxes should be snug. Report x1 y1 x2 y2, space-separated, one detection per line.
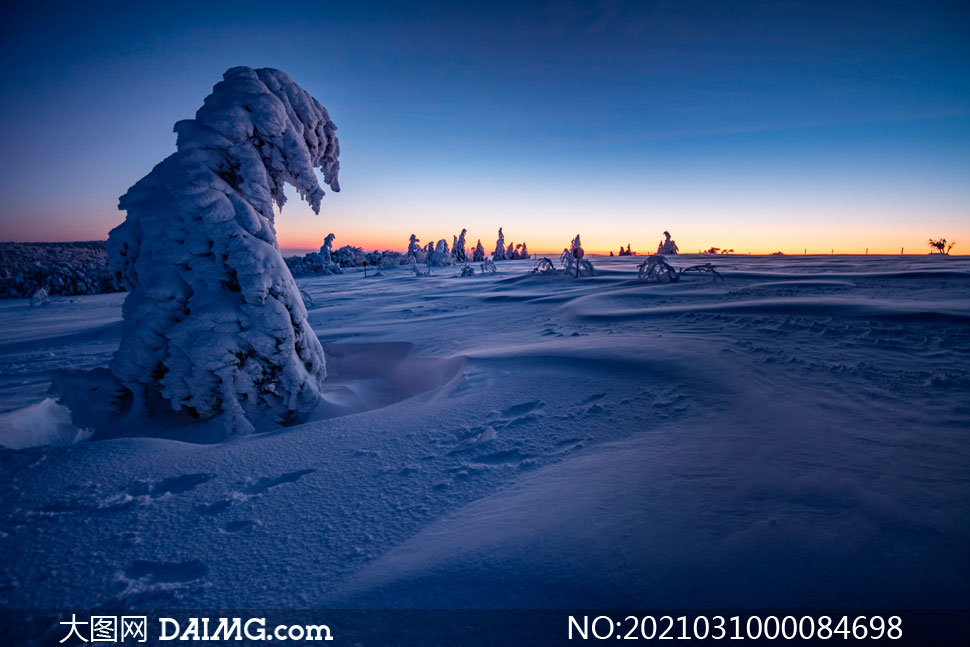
103 67 340 433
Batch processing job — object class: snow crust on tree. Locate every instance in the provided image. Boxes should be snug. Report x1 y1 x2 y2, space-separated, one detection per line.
657 231 679 255
493 228 507 260
105 66 340 433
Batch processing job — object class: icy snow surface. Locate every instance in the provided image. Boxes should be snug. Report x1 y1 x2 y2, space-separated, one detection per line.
0 254 968 610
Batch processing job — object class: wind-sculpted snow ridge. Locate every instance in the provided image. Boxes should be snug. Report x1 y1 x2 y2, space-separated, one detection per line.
102 67 340 434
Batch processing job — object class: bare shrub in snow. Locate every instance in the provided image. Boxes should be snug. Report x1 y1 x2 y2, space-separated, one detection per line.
480 259 497 274
530 258 557 275
638 255 722 282
105 67 340 433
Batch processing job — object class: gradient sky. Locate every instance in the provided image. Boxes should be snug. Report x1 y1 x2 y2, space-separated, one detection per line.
1 0 968 254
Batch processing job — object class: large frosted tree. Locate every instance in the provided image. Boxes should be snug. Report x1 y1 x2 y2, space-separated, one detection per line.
106 67 340 433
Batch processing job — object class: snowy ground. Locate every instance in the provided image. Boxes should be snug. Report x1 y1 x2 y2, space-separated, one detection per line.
1 254 968 614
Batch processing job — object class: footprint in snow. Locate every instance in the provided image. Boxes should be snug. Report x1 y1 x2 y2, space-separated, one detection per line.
240 469 315 495
197 469 315 517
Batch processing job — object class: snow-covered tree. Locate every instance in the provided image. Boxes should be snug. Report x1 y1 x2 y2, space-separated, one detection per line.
320 233 336 262
454 228 468 262
333 245 365 267
427 239 455 266
105 67 340 433
472 239 486 262
520 242 529 259
307 232 341 273
0 242 121 298
407 234 422 262
657 231 679 254
928 238 956 255
561 234 594 276
493 228 507 260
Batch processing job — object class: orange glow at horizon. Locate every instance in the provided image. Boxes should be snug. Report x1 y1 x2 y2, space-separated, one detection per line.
276 218 966 257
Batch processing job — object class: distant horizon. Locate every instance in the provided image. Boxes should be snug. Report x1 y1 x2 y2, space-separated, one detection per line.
3 237 964 258
1 2 968 255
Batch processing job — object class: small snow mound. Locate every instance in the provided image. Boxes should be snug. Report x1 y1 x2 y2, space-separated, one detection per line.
0 398 93 449
30 287 49 306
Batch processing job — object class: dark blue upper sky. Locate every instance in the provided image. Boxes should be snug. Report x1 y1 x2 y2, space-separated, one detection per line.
1 0 967 253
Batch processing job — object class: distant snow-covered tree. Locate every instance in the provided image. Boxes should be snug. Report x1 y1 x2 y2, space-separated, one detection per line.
333 245 365 267
928 238 956 255
307 232 341 273
320 233 336 262
454 228 468 262
657 231 679 254
428 239 454 266
493 228 507 260
407 234 423 262
473 239 486 262
105 67 340 433
0 242 121 299
520 242 530 259
562 234 593 277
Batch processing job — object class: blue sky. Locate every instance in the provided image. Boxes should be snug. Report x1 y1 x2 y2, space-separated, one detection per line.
0 0 967 253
